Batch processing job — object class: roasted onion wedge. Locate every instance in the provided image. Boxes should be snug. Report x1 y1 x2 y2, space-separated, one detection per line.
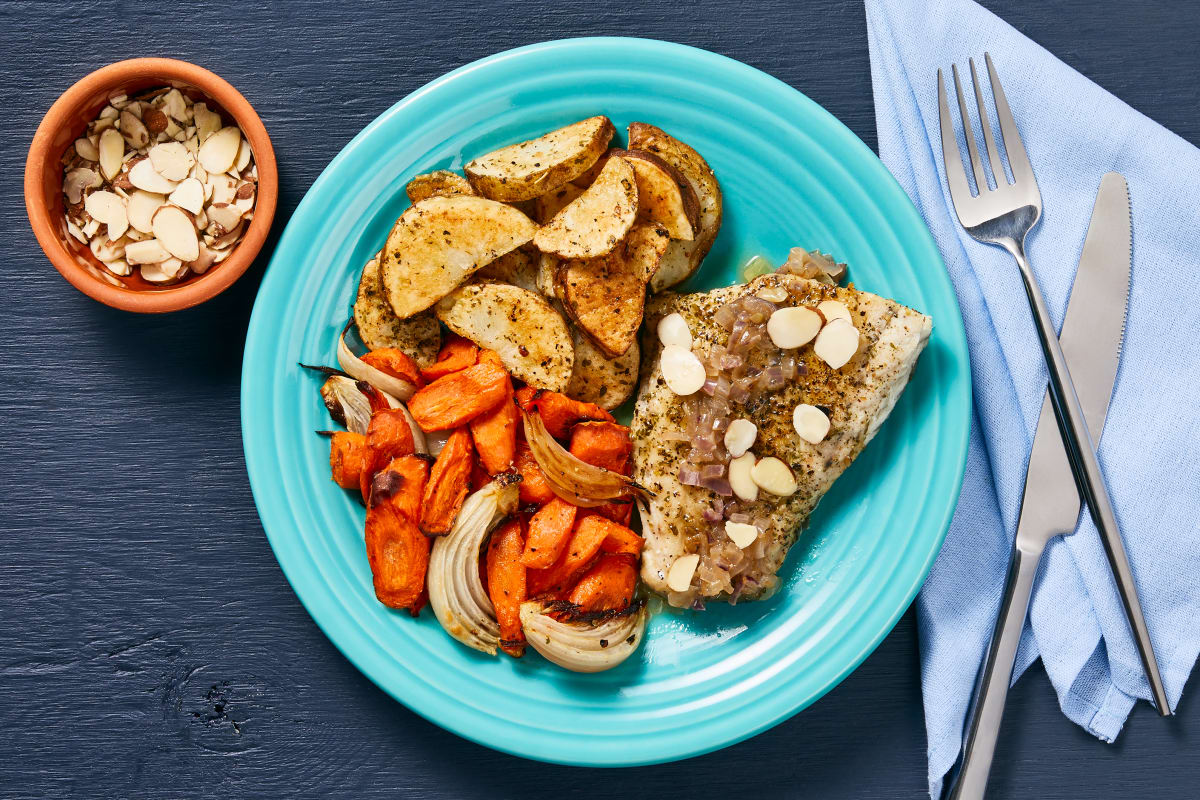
427 475 521 655
337 322 419 402
521 410 652 508
520 601 648 673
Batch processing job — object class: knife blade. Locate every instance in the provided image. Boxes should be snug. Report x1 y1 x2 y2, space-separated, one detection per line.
1015 172 1131 546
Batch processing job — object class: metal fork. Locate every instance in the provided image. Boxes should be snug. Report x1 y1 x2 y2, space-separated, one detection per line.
936 50 1171 770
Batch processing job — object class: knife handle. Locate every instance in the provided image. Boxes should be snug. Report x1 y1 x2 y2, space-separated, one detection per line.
946 540 1044 800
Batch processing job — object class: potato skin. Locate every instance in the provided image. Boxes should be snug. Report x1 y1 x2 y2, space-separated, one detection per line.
618 149 701 240
353 253 441 367
405 170 475 204
465 116 615 203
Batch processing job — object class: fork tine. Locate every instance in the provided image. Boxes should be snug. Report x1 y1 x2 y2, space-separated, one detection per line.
985 53 1035 185
969 57 1007 186
951 63 989 193
937 69 973 208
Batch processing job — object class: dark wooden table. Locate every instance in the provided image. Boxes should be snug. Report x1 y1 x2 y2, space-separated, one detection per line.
3 1 1196 797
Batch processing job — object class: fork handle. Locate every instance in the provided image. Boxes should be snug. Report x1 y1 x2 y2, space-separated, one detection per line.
946 540 1044 800
1011 244 1172 717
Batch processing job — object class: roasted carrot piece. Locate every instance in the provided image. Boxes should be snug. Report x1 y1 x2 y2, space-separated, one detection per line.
420 428 475 534
514 441 556 505
526 514 611 597
329 431 368 490
408 360 509 432
590 515 644 556
364 490 430 615
420 334 478 382
486 517 527 657
514 388 615 439
470 460 492 492
359 408 417 501
521 498 578 569
361 348 425 389
469 353 519 475
369 454 430 525
567 553 638 613
569 421 633 472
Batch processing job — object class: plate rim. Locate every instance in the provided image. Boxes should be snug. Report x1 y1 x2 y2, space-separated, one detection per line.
241 35 971 766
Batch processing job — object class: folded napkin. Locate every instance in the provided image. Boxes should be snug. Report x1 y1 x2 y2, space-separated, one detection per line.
865 0 1200 793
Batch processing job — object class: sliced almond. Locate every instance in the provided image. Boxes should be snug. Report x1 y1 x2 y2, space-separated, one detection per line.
793 404 831 444
74 138 99 161
750 457 798 497
63 167 101 204
164 119 182 140
160 89 189 122
185 243 218 275
128 158 180 193
666 554 700 593
207 203 242 235
232 137 252 173
168 178 204 214
816 299 852 325
66 220 87 245
83 190 128 239
148 141 195 181
151 205 200 261
125 238 170 265
728 452 759 502
193 103 222 143
99 105 120 120
118 110 149 149
98 128 125 180
725 521 760 549
813 318 860 369
82 218 100 238
198 126 241 174
756 286 789 303
89 236 125 263
127 190 166 234
207 174 237 205
657 312 692 349
125 228 150 242
208 221 244 250
660 345 706 396
105 258 132 277
723 419 758 458
767 306 823 349
193 208 208 230
140 260 181 284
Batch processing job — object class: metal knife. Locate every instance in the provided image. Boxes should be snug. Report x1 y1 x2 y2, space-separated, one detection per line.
946 172 1146 800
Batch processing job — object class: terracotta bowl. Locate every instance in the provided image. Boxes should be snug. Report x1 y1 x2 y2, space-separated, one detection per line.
25 58 278 313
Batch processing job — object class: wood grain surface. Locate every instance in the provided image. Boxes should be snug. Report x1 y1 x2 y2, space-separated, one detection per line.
1 1 1196 797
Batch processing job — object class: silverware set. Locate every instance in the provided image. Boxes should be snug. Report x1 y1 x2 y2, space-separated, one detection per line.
935 54 1171 800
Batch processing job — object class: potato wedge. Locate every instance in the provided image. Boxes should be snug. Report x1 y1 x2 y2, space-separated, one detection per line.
435 283 574 391
534 182 585 225
627 123 722 291
570 148 618 188
619 149 700 240
405 170 475 204
558 224 670 358
465 116 615 202
353 252 441 367
474 246 539 293
566 327 639 411
534 155 638 260
380 195 537 318
536 252 562 299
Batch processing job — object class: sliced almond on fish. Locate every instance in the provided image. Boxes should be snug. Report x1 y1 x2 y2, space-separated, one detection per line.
816 299 851 325
128 158 180 193
198 126 242 174
125 238 170 264
148 141 195 181
119 110 150 149
168 177 204 214
756 285 789 303
750 457 797 497
660 345 707 396
98 128 125 180
793 404 831 444
767 306 823 349
813 318 860 369
657 312 692 349
151 205 200 261
728 452 759 502
724 521 760 549
667 554 700 592
723 418 757 458
127 190 166 234
83 190 128 239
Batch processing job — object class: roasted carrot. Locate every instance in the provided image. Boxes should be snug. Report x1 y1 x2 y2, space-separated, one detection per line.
369 454 430 526
486 517 527 657
361 348 425 389
514 387 615 439
566 553 638 613
589 514 644 556
364 490 430 614
420 428 475 534
594 500 634 527
526 514 611 597
520 498 578 569
470 460 492 492
469 353 519 475
420 334 478 382
359 408 417 501
514 441 556 505
570 421 635 524
329 431 368 490
408 359 509 432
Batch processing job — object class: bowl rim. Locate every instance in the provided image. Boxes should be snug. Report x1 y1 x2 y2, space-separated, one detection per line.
24 57 278 314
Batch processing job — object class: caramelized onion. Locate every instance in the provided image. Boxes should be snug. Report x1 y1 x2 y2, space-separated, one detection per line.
520 601 647 673
522 410 652 507
337 321 418 402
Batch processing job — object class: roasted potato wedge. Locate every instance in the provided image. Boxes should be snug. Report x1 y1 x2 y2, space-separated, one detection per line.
534 155 638 260
380 195 537 319
474 246 540 293
405 170 475 204
435 283 574 391
353 252 441 367
570 147 618 188
627 123 722 291
566 327 639 411
534 182 585 225
620 149 700 240
558 224 670 358
536 252 562 299
465 116 615 202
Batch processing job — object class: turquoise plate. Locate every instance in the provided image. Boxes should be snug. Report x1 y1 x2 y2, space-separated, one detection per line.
242 37 970 766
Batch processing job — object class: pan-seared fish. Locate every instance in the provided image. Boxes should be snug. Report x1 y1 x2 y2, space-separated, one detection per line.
631 273 931 606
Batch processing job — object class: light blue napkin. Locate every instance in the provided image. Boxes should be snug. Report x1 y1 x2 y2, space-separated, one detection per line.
864 0 1200 794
